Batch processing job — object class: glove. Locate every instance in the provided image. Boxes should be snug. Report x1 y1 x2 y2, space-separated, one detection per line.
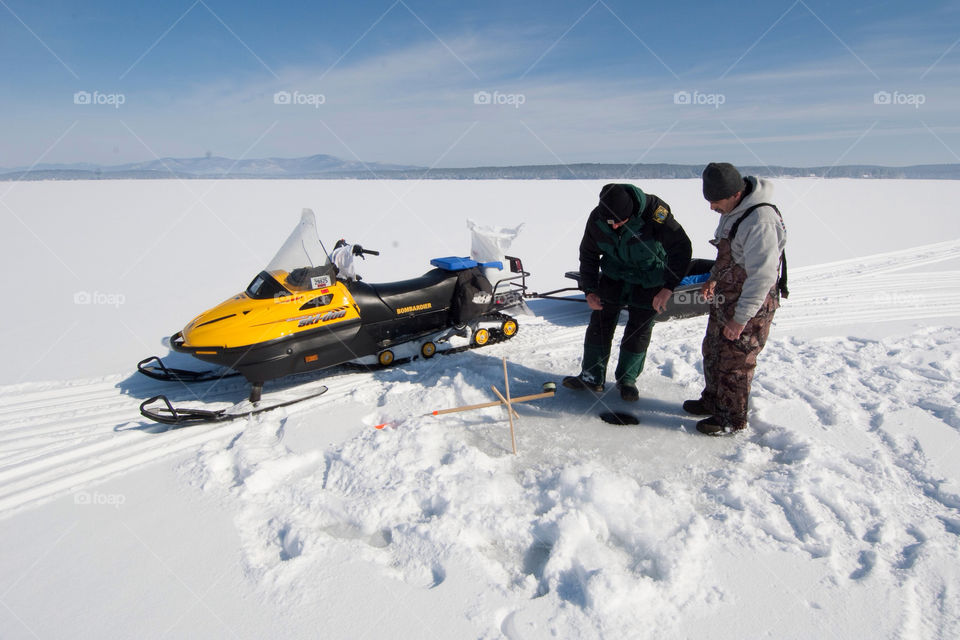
352 244 365 256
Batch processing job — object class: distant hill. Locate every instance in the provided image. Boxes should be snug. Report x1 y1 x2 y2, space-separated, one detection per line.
2 155 959 180
0 154 417 181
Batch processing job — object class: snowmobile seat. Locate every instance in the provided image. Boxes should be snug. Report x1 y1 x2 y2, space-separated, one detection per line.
685 258 715 277
347 268 458 324
564 270 583 287
347 282 395 324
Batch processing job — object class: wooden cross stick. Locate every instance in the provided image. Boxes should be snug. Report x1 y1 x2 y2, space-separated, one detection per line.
375 384 556 429
429 388 554 416
490 385 521 420
503 357 517 455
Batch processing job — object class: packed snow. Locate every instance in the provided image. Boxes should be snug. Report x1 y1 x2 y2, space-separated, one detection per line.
0 179 959 639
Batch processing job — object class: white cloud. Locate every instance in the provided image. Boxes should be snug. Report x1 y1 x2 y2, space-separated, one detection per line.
3 24 959 168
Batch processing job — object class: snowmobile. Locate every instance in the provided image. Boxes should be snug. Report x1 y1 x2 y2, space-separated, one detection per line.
139 209 524 425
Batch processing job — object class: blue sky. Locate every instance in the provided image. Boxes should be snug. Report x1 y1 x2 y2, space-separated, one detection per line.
1 0 958 168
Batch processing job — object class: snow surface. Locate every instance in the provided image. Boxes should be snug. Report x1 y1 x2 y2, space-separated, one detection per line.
1 179 959 639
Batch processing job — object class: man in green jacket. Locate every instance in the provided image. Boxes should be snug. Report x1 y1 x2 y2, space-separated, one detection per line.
563 184 692 401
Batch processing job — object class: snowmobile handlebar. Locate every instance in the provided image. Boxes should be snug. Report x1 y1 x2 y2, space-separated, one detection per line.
351 244 379 258
335 239 380 257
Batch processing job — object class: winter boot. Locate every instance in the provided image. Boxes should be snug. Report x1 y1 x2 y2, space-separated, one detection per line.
696 415 746 436
579 343 610 389
682 399 713 416
562 375 604 393
617 382 639 402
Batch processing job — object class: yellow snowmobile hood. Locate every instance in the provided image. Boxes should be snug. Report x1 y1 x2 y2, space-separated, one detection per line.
180 283 358 350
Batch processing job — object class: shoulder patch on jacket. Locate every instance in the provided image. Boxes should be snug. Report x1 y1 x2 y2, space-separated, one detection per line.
652 205 668 224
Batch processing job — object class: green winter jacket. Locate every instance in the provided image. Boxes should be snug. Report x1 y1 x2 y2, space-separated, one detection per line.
578 184 692 306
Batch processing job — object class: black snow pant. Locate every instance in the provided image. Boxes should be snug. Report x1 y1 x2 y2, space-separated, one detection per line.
581 303 656 386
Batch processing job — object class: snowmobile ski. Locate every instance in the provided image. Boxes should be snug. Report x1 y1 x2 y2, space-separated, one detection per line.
137 356 241 383
139 386 328 427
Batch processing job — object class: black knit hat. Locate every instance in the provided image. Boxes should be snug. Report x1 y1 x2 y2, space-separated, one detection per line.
598 184 637 222
702 162 745 201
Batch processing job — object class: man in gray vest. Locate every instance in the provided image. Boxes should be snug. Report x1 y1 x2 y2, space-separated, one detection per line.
563 184 691 401
684 163 787 435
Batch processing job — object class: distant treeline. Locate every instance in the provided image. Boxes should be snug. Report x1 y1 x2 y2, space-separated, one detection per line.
4 162 960 181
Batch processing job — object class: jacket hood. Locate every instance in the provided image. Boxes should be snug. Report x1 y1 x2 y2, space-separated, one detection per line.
715 177 774 237
730 177 774 216
624 184 648 218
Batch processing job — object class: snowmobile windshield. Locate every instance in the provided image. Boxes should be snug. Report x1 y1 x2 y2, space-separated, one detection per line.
255 208 338 294
245 271 290 300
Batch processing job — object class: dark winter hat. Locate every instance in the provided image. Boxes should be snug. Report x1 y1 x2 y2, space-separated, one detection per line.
702 162 745 201
598 184 637 222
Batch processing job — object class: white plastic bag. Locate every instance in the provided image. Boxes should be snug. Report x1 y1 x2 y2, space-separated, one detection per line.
467 219 524 285
331 244 357 281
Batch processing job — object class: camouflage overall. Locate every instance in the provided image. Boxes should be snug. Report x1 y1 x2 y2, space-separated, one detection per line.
698 237 779 427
